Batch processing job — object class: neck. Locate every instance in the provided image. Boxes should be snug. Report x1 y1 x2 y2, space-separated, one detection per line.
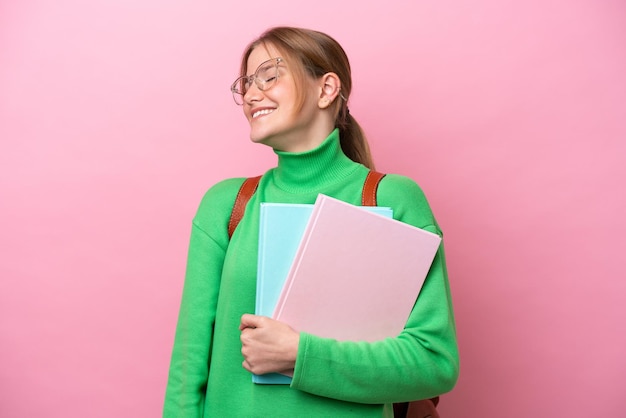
271 129 359 193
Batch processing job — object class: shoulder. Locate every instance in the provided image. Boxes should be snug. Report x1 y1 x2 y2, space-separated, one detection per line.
377 173 425 196
197 177 248 211
377 173 441 233
193 177 248 234
201 177 248 204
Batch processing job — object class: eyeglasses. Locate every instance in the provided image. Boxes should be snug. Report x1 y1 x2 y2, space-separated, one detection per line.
230 57 283 105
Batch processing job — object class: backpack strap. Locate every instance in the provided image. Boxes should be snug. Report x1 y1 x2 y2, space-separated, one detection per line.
227 175 262 239
362 171 386 206
228 171 386 239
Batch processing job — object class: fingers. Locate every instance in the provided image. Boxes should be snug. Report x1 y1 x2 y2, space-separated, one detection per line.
239 315 273 374
239 315 300 375
242 358 261 374
241 341 262 374
239 313 266 330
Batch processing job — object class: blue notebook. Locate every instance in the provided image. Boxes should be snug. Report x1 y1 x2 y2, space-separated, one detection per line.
254 201 393 384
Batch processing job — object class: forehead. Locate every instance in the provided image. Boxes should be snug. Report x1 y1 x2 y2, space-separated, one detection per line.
246 43 282 74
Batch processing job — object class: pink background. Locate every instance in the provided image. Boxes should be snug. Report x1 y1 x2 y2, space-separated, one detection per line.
1 1 625 417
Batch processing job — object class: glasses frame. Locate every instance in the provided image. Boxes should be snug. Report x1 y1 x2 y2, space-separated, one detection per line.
230 57 283 105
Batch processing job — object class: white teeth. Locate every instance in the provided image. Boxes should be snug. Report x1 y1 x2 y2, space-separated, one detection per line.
252 109 274 119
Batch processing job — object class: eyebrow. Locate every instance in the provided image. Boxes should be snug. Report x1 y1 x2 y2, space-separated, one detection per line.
245 65 263 78
256 61 273 71
245 57 283 78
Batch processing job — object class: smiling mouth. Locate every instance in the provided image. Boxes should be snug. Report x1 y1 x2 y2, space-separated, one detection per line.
252 109 275 119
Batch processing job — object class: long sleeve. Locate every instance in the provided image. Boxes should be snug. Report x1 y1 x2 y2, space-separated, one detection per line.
290 174 459 403
291 244 457 403
163 179 244 418
163 224 225 417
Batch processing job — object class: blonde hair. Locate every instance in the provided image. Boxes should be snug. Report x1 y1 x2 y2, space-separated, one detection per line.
240 26 375 169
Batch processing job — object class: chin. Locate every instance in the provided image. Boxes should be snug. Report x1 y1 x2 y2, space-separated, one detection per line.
249 131 275 147
249 130 268 142
249 124 282 143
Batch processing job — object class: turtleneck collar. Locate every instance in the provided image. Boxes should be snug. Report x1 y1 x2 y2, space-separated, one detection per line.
270 128 360 193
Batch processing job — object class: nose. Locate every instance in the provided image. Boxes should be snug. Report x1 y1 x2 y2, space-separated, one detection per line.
243 82 263 104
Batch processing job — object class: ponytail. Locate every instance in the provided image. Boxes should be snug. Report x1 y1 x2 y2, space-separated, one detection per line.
337 106 375 170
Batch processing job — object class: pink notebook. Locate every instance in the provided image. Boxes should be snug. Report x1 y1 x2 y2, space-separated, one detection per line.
273 194 442 342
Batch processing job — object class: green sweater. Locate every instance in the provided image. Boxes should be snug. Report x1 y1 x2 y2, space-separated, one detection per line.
164 129 459 417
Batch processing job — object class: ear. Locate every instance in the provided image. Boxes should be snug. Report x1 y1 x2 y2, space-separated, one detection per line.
317 72 342 109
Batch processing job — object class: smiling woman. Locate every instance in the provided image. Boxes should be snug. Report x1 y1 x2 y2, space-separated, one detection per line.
163 26 458 418
240 45 342 152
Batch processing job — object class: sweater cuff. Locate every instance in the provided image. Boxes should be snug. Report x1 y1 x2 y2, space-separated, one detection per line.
290 332 312 389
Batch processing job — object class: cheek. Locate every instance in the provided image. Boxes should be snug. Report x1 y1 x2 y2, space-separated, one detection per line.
274 78 299 105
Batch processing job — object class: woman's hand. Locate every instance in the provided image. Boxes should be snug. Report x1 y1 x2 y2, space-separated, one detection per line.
239 314 300 375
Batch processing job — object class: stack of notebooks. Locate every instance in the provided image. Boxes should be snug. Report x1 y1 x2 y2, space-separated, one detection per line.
254 194 441 384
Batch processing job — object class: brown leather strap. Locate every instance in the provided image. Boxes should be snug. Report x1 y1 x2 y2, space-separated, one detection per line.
394 397 440 418
362 171 386 206
227 175 262 239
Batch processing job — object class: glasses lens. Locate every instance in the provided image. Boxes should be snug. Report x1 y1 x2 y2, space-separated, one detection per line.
230 58 281 105
255 60 278 91
231 76 247 105
232 92 243 105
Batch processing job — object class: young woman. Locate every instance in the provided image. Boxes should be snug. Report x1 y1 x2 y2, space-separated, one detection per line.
164 26 459 418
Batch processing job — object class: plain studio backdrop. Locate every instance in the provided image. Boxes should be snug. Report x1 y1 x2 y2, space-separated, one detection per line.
1 1 624 417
